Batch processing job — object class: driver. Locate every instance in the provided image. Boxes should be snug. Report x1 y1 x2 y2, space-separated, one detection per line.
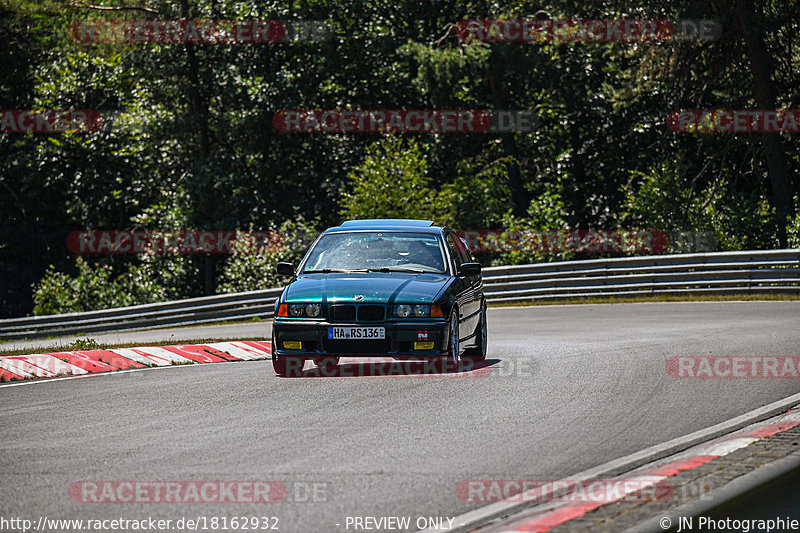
406 240 444 271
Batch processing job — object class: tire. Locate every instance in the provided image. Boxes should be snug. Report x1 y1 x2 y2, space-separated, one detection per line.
270 334 286 376
273 353 290 376
278 356 305 376
445 308 461 370
272 348 304 377
462 302 487 363
271 333 305 376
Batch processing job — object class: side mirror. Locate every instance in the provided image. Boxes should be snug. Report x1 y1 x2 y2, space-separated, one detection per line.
458 262 481 277
276 262 295 276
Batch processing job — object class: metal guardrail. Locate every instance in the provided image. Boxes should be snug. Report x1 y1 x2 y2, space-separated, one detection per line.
1 250 798 340
481 249 800 303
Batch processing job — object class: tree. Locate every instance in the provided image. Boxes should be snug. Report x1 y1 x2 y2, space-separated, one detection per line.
340 136 437 221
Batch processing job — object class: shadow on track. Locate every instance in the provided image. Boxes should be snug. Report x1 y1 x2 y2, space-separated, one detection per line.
277 358 501 378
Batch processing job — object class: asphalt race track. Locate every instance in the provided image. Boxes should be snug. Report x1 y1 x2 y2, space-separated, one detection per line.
2 301 799 532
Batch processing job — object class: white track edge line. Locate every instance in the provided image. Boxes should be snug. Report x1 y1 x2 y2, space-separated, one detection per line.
418 391 800 533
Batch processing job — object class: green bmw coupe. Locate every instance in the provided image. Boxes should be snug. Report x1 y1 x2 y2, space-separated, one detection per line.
271 219 487 376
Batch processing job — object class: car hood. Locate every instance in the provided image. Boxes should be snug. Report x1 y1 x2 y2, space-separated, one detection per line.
284 272 451 304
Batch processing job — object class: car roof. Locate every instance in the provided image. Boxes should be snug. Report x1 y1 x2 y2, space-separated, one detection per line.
323 219 443 234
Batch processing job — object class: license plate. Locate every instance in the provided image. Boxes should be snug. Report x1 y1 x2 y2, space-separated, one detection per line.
328 326 385 340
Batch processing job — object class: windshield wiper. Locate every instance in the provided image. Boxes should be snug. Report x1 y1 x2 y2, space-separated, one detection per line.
303 268 369 273
367 267 428 273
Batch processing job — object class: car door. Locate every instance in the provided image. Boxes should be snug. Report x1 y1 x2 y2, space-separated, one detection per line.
445 231 481 339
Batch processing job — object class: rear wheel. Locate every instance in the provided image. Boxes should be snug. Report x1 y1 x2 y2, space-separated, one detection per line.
462 302 487 363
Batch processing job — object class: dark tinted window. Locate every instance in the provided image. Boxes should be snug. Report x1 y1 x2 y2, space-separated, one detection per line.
445 233 465 270
303 231 446 273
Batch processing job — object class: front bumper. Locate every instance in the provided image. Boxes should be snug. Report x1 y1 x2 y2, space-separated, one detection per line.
272 319 449 358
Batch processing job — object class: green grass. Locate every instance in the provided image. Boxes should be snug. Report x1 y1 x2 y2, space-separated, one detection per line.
70 337 101 350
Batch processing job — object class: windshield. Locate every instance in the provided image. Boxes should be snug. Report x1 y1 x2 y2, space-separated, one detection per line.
302 231 447 273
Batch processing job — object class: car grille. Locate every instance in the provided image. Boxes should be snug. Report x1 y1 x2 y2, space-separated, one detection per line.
329 305 356 321
324 339 390 354
357 305 384 321
328 304 386 322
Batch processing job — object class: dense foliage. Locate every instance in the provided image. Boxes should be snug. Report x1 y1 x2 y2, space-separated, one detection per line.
0 0 797 316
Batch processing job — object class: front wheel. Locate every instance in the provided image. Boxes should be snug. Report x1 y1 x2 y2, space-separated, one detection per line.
273 354 289 376
444 309 461 370
462 302 487 363
273 353 304 377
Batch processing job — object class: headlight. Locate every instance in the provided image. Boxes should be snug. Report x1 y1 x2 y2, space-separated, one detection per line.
412 304 430 317
394 304 412 317
394 304 430 317
286 303 323 318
